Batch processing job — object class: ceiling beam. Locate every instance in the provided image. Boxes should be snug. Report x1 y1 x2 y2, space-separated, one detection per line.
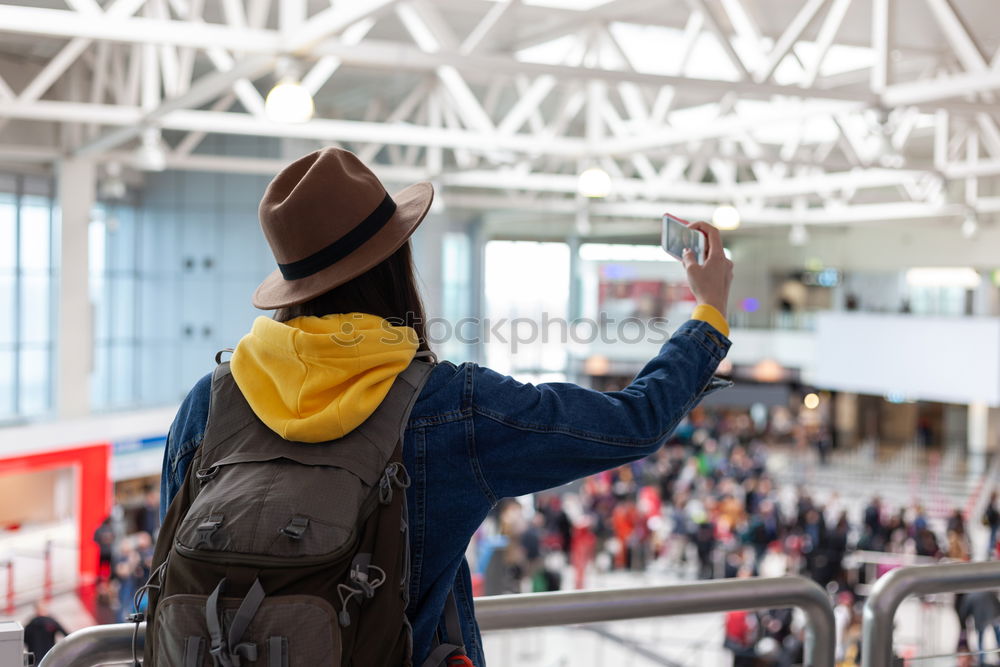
802 0 852 88
870 0 890 94
445 193 970 225
0 5 880 105
882 69 1000 106
923 0 990 73
597 101 866 155
0 99 588 155
0 4 280 52
755 0 829 84
286 0 398 54
314 39 870 103
685 0 752 80
75 55 276 156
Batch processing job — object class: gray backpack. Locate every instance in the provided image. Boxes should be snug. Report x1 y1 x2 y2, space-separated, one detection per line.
139 356 468 666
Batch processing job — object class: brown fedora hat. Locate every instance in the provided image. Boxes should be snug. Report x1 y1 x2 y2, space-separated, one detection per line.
252 148 434 309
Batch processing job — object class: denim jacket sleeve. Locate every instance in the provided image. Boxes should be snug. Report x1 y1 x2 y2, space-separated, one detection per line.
470 319 731 501
159 372 213 520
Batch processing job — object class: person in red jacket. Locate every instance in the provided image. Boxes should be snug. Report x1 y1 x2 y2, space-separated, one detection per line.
724 568 759 666
724 608 758 666
569 517 597 590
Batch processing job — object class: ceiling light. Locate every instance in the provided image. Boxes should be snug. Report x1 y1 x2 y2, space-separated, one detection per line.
265 79 315 124
99 161 127 200
577 167 611 198
133 128 166 172
961 211 978 239
584 355 610 376
712 204 740 230
789 223 809 246
752 359 784 383
803 393 820 410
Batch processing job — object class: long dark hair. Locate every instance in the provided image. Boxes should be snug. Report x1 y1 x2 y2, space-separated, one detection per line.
274 241 431 353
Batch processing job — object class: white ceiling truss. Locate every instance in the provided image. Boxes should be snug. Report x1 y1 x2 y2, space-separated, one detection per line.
0 0 999 229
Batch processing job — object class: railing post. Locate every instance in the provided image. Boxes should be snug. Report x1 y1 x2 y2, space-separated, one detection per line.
862 560 1000 667
43 540 53 603
39 622 145 667
5 561 13 615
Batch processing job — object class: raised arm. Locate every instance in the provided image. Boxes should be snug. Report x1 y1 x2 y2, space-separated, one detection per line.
470 319 730 501
471 220 734 501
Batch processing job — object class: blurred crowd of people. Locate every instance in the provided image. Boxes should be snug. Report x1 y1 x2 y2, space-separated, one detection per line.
471 405 1000 666
92 487 160 624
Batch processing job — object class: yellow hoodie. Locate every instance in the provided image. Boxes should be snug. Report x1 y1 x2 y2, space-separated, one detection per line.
230 313 418 443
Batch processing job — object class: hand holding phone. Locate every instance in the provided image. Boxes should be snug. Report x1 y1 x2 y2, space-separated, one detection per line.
662 214 734 318
661 214 706 264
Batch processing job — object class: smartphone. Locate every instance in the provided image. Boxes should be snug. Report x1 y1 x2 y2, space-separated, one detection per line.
661 213 705 264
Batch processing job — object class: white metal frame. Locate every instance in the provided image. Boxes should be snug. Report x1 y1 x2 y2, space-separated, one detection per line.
0 0 998 226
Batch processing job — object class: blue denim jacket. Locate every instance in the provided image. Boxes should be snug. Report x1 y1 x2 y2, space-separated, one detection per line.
160 318 731 665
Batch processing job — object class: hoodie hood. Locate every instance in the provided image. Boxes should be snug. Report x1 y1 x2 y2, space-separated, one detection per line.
230 313 418 443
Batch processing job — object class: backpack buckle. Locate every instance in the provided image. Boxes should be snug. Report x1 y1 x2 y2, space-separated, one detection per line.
231 642 258 665
208 641 226 664
350 567 376 598
195 515 223 547
280 515 309 540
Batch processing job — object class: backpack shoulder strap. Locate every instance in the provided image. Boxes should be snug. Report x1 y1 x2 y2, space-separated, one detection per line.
198 361 258 459
392 358 435 429
420 592 466 667
349 358 434 457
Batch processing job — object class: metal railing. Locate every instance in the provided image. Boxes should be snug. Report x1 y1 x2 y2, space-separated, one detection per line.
40 575 836 667
38 623 140 667
862 560 1000 667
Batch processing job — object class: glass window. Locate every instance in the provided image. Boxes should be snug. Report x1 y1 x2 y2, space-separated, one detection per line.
111 277 136 341
19 274 51 345
89 218 107 277
439 233 473 362
0 197 15 270
107 207 137 273
91 274 109 343
19 199 51 271
484 241 570 378
91 343 110 410
443 232 471 316
18 345 50 416
0 181 56 418
0 347 13 419
139 278 178 340
139 340 179 405
110 343 136 406
0 274 13 345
